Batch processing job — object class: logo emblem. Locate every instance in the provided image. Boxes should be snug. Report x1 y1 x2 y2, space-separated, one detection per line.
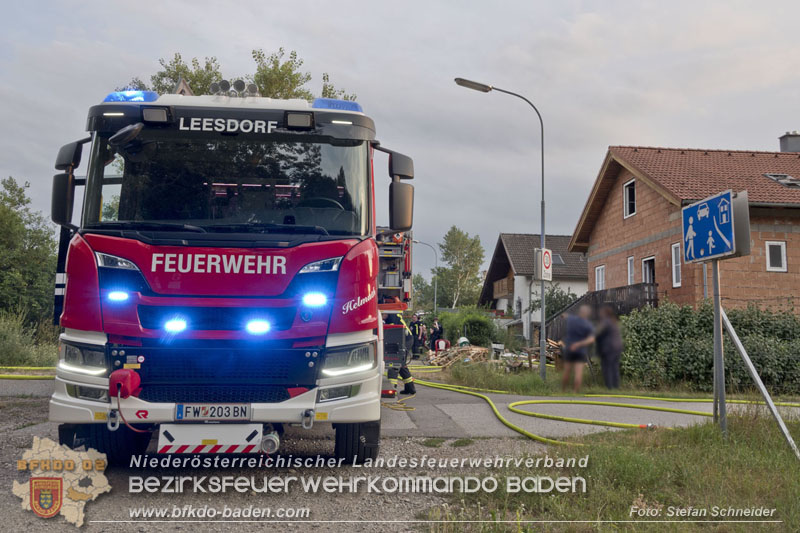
30 477 62 518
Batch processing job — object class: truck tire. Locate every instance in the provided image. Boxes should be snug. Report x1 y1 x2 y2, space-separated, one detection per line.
335 421 380 463
85 424 152 466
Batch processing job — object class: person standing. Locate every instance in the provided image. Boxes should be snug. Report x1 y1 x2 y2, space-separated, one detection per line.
561 305 595 393
409 315 422 357
429 317 443 352
595 305 623 389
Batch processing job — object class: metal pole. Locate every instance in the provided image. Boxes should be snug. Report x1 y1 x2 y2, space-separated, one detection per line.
702 262 708 299
711 260 727 435
721 308 800 461
492 88 547 378
459 83 547 377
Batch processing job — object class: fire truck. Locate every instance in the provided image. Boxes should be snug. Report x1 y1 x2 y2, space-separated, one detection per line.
48 84 414 464
376 229 413 371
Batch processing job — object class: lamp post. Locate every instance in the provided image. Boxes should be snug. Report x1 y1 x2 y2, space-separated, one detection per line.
413 240 438 315
455 77 548 379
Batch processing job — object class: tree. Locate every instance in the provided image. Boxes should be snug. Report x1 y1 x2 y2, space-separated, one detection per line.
527 283 579 317
320 73 356 101
120 49 356 101
412 274 434 312
435 226 484 309
118 53 223 95
252 48 313 100
0 177 57 321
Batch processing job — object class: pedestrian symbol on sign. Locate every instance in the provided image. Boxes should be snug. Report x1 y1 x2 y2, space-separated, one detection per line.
681 190 736 263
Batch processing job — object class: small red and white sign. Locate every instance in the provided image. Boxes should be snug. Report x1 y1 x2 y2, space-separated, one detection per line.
536 248 553 281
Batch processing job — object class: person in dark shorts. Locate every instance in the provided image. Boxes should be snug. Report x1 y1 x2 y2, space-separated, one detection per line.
595 305 623 389
561 305 595 393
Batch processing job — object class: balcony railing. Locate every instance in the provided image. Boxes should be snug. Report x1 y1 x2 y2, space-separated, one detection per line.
543 283 658 342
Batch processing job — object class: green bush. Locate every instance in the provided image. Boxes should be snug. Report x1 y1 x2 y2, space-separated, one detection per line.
437 308 498 347
0 310 58 367
621 302 800 395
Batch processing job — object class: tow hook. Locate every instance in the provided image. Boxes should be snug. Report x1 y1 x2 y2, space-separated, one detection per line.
301 409 315 429
261 431 280 454
106 410 120 432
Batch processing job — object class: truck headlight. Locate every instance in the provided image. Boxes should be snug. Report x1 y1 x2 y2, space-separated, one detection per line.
58 343 107 376
322 343 376 377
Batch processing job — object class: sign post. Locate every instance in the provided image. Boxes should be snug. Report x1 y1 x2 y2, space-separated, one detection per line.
681 190 748 435
534 248 552 378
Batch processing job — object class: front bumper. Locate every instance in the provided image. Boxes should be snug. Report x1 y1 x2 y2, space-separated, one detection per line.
49 365 382 425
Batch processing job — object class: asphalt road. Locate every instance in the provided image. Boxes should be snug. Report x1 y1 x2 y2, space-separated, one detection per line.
2 376 758 439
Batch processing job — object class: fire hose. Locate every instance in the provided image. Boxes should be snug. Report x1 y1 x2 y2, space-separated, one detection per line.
412 378 800 446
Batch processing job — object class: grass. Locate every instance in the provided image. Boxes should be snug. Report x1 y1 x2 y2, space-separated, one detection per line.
425 412 800 532
0 310 58 367
450 438 474 448
422 437 447 448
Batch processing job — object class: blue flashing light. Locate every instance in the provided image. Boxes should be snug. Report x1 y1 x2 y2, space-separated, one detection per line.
311 98 363 113
107 291 129 302
103 90 159 103
302 292 328 307
246 319 271 335
164 318 188 333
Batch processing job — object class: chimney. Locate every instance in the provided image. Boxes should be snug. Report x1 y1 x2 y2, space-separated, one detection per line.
779 131 800 152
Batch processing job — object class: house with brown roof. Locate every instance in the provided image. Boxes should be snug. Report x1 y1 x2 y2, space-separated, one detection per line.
569 133 800 310
479 233 588 339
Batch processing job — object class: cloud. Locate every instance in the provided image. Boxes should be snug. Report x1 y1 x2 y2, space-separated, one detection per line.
2 0 800 279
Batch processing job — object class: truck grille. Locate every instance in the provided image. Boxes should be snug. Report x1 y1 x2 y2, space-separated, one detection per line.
108 342 322 405
139 385 290 403
137 305 296 331
139 348 296 381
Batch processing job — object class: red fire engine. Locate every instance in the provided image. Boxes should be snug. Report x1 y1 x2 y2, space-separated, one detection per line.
48 85 414 464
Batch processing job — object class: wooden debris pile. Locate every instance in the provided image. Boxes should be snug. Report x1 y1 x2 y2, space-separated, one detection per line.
427 346 490 368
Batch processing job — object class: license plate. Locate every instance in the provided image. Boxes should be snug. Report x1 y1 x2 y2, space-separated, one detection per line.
176 404 250 421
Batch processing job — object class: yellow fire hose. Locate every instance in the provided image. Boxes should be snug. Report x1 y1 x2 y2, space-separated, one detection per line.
412 378 800 446
0 365 57 380
0 374 55 380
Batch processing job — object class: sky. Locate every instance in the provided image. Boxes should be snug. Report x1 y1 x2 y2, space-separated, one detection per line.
2 0 800 279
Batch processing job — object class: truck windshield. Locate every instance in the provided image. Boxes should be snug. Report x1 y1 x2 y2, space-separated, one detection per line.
82 132 369 236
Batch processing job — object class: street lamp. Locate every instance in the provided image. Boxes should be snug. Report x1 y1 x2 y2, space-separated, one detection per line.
413 240 438 315
455 77 548 380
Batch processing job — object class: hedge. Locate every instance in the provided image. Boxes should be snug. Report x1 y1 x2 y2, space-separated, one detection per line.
620 302 800 394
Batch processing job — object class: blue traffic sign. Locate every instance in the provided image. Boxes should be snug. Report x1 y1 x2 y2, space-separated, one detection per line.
682 190 735 263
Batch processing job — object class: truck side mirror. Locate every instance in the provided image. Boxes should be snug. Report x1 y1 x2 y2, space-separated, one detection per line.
52 173 75 228
55 140 85 171
389 179 414 232
389 151 414 180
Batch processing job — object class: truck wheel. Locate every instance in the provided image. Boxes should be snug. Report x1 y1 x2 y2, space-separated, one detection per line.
335 421 380 463
85 424 152 466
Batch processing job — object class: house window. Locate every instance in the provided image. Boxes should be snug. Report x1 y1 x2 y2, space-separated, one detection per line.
765 241 787 272
552 254 566 265
595 265 606 290
642 256 655 284
627 256 635 285
671 243 681 287
623 179 636 218
764 173 800 189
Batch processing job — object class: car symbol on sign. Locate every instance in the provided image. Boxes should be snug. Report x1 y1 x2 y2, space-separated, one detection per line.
697 203 710 219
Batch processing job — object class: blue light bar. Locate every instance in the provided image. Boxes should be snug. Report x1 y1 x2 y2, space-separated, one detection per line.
103 90 159 103
302 292 328 307
311 98 363 113
164 318 188 333
107 291 129 302
246 319 271 335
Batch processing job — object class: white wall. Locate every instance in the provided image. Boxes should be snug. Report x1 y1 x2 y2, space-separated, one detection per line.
514 275 588 341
